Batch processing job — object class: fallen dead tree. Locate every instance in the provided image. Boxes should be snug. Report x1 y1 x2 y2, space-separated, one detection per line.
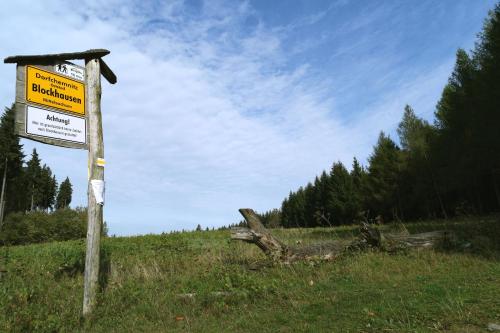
231 209 454 262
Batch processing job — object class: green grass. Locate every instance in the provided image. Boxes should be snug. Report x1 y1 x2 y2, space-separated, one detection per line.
1 215 499 332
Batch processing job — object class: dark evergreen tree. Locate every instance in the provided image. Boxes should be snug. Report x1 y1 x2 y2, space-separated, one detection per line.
0 105 26 215
23 151 58 211
326 161 356 225
281 196 291 228
39 165 57 211
313 171 332 226
397 105 446 219
474 4 500 209
282 188 306 228
364 132 403 221
25 149 43 211
56 177 73 209
434 49 482 214
303 182 316 227
350 157 366 220
293 187 307 227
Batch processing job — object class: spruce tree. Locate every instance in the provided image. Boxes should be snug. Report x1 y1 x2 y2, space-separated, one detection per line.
435 49 484 214
398 106 440 218
39 165 57 211
25 149 43 211
281 196 291 228
288 188 306 227
293 186 309 228
474 4 500 209
0 105 26 215
364 132 403 221
56 177 73 209
327 161 356 225
303 183 316 227
313 171 331 226
350 157 365 220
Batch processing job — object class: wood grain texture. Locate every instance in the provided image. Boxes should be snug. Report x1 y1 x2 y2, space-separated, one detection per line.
82 58 104 317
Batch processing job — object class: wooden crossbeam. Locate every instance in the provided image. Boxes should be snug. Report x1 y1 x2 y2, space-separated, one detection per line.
3 49 116 84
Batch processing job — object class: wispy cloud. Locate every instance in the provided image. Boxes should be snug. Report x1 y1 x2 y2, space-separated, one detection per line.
0 0 494 234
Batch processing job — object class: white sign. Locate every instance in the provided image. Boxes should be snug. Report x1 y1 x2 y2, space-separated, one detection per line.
54 63 85 81
26 105 86 144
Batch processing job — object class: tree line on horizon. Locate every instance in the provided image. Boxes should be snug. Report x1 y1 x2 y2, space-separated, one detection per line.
257 4 500 228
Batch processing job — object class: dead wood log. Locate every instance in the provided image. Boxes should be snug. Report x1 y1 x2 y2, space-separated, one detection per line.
236 209 288 260
233 209 355 262
231 209 454 262
358 222 454 250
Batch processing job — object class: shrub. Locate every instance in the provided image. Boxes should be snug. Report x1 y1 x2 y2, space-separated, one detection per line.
0 208 87 245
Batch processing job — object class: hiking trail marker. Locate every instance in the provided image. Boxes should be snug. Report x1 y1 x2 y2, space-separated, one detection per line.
4 49 117 317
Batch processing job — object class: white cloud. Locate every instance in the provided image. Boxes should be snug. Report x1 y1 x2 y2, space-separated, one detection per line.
0 0 458 234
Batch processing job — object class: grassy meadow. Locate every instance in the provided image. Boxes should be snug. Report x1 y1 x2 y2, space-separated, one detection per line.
0 215 499 332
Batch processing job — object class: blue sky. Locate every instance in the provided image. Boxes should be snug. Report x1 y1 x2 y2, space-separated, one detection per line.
0 0 496 235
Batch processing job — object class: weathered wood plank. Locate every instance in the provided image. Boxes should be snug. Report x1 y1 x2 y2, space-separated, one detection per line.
4 49 110 64
99 59 117 84
4 49 116 84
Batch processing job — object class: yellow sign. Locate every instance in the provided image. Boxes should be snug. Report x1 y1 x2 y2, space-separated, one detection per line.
26 66 85 115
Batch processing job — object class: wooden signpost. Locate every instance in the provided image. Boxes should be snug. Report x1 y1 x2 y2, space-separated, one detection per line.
4 49 117 316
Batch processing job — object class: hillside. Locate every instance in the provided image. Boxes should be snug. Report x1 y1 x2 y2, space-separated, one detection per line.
1 216 499 332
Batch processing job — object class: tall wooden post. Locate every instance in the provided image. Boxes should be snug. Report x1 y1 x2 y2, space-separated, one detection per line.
0 157 7 225
83 58 104 316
